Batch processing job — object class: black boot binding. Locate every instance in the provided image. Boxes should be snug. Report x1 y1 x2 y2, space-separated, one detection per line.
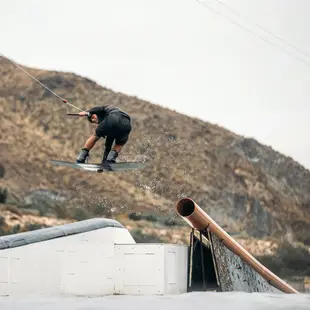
77 148 90 163
102 150 118 164
106 150 118 163
102 149 109 163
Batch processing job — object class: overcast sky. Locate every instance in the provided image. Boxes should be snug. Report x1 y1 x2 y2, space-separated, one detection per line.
1 0 310 170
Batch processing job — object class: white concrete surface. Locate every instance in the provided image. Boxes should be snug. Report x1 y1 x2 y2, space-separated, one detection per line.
1 292 309 310
114 244 188 295
0 227 135 296
0 226 188 297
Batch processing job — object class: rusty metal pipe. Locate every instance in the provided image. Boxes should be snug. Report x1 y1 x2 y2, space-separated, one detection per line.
176 197 298 294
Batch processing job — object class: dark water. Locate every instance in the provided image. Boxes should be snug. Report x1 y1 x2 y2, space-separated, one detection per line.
1 292 310 310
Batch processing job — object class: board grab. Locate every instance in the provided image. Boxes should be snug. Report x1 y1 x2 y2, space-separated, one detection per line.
50 159 145 173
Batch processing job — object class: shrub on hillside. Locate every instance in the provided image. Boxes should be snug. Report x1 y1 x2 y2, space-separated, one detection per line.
54 204 70 219
130 229 164 243
0 165 4 178
26 223 47 231
92 203 112 217
257 241 310 277
0 187 7 203
69 207 93 221
128 212 185 227
26 202 48 217
128 212 142 221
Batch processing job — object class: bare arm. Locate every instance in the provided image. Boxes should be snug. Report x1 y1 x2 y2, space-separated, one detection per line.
78 111 90 116
83 135 100 150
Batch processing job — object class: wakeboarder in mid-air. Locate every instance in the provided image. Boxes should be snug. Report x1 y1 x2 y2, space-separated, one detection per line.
76 105 132 164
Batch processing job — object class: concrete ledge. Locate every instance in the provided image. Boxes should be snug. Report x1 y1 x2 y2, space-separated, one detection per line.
0 218 124 250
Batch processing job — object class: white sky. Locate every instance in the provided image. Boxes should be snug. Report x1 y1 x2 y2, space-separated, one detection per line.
1 0 310 169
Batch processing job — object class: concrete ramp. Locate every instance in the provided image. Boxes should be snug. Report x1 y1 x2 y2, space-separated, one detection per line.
0 218 126 249
0 218 135 296
176 197 298 294
0 218 188 296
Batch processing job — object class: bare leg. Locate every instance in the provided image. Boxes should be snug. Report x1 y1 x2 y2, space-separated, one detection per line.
112 133 129 155
84 135 100 150
113 144 123 153
77 135 100 163
104 133 129 163
104 143 126 163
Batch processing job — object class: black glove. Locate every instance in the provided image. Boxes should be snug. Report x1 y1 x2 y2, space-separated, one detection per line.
76 148 89 163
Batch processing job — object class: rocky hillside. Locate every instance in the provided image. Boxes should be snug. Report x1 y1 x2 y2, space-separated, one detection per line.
1 55 310 258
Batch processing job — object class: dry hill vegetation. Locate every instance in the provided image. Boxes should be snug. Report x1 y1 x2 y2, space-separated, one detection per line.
0 56 310 277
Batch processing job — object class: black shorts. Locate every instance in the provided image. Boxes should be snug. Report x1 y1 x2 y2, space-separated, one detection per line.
95 113 132 145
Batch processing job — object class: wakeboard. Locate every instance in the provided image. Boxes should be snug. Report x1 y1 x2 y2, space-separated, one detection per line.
50 160 145 173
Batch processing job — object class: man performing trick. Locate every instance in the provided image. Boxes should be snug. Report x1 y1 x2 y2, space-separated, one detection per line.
76 105 132 165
